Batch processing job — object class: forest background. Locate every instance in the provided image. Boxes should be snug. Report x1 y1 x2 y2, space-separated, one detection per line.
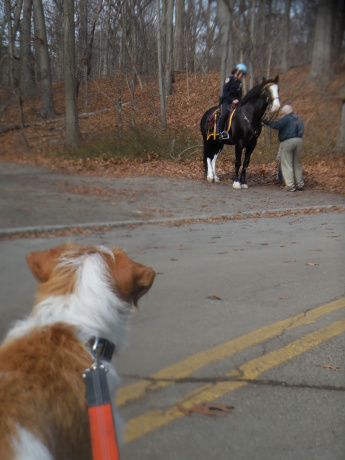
0 0 345 194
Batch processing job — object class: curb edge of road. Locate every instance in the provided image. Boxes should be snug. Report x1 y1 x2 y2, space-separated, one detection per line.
1 205 344 237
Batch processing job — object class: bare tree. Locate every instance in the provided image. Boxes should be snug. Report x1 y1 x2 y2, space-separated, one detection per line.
33 0 56 118
217 0 233 91
4 0 30 149
280 0 291 73
64 0 82 146
174 0 184 71
165 0 174 95
337 84 345 153
309 0 334 82
257 0 266 77
20 0 35 98
156 0 167 128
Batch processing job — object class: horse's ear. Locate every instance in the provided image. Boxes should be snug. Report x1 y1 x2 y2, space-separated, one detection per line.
274 75 279 83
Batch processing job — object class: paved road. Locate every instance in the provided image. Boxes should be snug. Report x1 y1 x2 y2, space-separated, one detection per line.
0 162 344 459
1 162 344 235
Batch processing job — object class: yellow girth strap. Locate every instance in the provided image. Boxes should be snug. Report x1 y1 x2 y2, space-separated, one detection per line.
226 107 237 133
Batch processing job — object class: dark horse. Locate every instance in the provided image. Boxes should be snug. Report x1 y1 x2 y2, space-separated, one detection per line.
200 76 280 188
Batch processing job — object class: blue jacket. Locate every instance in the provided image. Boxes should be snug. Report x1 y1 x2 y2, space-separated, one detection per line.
266 113 304 142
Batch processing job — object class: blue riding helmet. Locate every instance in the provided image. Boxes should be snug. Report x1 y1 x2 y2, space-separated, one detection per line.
235 63 247 75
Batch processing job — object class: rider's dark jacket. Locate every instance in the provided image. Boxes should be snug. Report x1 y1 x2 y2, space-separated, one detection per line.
220 76 243 105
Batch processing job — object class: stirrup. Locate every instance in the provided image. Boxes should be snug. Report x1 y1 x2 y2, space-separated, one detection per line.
220 131 229 140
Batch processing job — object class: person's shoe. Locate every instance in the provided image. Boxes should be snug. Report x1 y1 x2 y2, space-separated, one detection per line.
285 186 296 192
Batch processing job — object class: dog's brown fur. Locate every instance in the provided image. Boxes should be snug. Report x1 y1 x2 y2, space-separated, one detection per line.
0 243 155 460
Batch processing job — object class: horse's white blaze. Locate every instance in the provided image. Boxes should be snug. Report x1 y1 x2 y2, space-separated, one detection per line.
269 84 280 112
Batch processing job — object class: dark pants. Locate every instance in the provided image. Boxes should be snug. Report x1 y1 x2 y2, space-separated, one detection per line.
218 101 230 133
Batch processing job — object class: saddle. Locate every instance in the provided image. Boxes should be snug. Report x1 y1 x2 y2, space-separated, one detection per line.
206 106 237 141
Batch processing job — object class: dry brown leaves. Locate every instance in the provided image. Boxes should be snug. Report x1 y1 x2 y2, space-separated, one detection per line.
177 402 234 417
1 67 345 194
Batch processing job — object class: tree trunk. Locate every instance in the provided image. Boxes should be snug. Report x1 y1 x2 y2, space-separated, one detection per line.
337 102 345 152
119 1 128 72
32 0 56 118
5 0 30 149
161 0 167 68
174 0 184 71
337 85 345 152
20 0 35 98
280 0 291 73
309 0 334 82
165 0 174 95
257 0 266 77
218 0 232 92
77 0 87 97
332 0 345 64
156 0 167 129
64 0 82 147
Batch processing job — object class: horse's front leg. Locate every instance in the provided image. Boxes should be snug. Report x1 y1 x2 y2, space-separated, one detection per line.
207 153 220 183
240 142 256 189
232 144 242 189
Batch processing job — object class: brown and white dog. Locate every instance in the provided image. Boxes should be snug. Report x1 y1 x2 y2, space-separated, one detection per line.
0 243 155 460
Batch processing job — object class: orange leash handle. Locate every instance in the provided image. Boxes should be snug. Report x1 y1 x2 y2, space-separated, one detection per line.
88 405 120 460
83 364 120 460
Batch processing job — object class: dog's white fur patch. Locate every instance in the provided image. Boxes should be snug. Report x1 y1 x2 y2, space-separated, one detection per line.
11 426 53 460
7 253 131 351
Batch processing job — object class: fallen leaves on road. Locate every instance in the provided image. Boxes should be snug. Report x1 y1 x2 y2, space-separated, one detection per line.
306 262 318 266
284 260 297 263
319 364 340 371
177 402 234 417
207 295 222 301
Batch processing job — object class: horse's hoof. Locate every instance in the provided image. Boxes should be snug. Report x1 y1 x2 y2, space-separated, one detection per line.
232 181 241 189
214 177 220 183
241 183 249 189
207 177 213 183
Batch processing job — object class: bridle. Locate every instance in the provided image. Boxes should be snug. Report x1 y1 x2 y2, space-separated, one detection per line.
262 82 280 122
240 82 279 138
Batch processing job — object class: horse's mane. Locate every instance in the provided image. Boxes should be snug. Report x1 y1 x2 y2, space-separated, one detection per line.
239 79 274 106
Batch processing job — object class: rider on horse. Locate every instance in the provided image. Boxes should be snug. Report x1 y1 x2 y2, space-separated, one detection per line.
218 63 247 141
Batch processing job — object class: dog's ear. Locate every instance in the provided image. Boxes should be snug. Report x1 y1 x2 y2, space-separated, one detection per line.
111 249 155 307
26 245 66 283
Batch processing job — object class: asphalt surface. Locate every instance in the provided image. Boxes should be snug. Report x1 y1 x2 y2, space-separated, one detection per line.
1 162 344 235
0 161 344 460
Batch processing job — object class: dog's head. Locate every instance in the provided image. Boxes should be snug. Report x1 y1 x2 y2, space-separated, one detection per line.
26 243 155 308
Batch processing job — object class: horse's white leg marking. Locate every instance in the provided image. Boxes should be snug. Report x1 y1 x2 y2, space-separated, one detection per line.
232 181 241 189
206 157 214 182
269 84 280 112
212 154 220 183
241 183 249 189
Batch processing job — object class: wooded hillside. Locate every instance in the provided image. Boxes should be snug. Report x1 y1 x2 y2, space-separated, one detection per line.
1 65 344 195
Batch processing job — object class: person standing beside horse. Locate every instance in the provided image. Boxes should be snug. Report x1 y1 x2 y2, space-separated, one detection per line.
263 104 304 192
218 63 247 140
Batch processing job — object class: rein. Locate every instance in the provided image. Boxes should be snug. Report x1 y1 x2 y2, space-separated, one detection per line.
241 83 278 139
83 338 120 460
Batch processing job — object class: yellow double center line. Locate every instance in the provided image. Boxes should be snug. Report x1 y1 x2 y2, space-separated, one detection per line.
116 298 345 443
